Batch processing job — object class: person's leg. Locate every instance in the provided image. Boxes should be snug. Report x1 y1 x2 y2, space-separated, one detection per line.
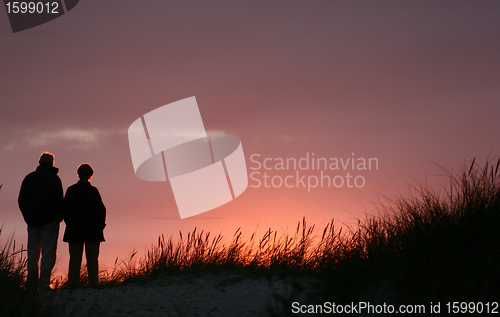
26 225 41 290
39 220 59 289
68 241 84 287
84 241 100 287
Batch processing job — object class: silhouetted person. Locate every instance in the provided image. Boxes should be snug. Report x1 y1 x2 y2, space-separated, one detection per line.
63 163 106 288
18 152 63 290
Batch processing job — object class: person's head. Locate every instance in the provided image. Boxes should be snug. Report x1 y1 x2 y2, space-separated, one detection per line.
39 152 55 166
77 163 94 181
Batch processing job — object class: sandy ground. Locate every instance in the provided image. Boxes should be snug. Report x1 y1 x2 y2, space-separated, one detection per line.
37 272 318 317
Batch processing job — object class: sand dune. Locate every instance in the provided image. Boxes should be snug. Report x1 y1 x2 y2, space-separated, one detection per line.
38 272 317 317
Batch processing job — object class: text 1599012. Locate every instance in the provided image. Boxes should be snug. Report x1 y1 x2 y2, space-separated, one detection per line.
5 2 60 14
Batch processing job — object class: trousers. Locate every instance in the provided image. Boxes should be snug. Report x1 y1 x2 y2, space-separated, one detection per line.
67 241 100 287
27 220 60 289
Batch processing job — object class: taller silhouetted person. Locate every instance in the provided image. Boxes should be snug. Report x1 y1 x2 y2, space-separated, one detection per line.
18 152 63 291
63 163 106 288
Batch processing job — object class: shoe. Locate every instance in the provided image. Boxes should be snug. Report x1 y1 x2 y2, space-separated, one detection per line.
39 285 53 292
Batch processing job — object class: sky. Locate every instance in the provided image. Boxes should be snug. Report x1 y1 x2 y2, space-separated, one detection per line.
1 0 499 277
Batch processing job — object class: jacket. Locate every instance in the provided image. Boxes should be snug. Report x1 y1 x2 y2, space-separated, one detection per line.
18 165 64 227
63 180 106 242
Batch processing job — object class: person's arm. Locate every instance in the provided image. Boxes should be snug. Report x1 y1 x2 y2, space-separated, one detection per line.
62 187 76 227
18 177 31 220
18 174 37 225
53 176 64 222
93 187 106 229
18 178 28 212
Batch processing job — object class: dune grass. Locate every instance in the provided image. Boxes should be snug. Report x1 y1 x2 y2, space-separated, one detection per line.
1 159 499 315
0 228 33 317
97 158 499 305
316 158 500 304
0 183 28 316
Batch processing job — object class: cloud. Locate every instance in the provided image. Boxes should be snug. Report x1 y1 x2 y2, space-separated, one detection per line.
24 128 109 149
1 142 17 153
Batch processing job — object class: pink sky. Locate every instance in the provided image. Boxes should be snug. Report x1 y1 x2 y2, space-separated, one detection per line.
1 1 499 277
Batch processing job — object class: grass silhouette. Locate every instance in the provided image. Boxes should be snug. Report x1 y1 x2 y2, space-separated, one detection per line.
1 159 499 316
98 159 500 305
316 158 500 305
1 181 31 316
0 228 29 316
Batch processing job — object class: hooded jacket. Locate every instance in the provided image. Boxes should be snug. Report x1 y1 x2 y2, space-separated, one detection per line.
18 165 64 227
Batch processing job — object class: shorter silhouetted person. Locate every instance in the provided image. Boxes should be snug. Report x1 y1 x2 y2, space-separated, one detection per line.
18 152 63 290
63 163 106 288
